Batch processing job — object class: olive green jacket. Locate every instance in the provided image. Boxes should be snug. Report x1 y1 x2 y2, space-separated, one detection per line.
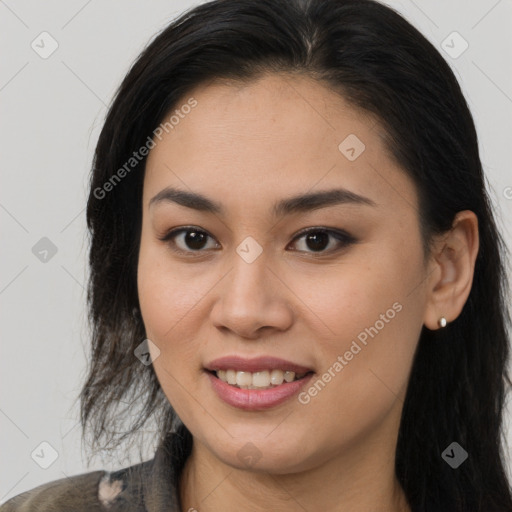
0 433 183 511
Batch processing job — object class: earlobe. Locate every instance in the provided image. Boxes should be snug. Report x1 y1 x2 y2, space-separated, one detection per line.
423 210 479 331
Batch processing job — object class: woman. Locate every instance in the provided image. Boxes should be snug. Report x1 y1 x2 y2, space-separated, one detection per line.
2 0 511 510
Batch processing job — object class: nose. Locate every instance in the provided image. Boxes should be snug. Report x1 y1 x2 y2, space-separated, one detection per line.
209 250 294 340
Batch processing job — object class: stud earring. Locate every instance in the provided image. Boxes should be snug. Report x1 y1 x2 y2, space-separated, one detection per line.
438 316 447 328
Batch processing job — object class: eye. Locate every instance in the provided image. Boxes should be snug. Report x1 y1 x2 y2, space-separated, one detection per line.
159 226 219 255
158 226 356 257
288 227 356 254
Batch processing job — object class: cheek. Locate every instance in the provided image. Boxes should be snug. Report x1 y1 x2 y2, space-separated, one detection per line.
137 244 205 413
137 239 224 386
137 238 202 341
296 242 424 429
295 270 416 389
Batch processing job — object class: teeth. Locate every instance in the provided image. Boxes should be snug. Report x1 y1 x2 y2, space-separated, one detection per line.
270 369 284 385
225 370 236 385
214 369 308 389
236 371 252 387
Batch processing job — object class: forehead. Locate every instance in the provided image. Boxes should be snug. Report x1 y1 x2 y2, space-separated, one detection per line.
143 73 418 218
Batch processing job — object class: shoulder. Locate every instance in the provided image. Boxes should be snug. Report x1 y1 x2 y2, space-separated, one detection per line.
0 469 107 511
1 432 183 512
0 458 158 512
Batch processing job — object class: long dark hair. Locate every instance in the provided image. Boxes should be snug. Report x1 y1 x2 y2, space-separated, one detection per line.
81 0 512 509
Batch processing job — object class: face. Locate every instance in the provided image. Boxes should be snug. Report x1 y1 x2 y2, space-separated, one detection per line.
137 73 430 474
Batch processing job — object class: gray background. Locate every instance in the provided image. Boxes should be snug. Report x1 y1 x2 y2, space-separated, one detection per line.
1 0 511 503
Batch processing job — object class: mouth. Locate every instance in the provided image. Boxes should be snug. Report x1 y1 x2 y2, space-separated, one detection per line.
204 355 315 389
206 369 315 390
205 366 315 410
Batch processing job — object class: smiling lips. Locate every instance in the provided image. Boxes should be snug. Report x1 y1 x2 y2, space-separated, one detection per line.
204 355 314 409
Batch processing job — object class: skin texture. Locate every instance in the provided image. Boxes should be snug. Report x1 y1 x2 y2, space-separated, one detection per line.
137 73 479 512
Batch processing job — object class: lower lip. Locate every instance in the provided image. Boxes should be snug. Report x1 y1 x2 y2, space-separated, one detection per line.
206 371 314 411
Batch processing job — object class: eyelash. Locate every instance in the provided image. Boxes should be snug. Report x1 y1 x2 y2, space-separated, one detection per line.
158 226 357 258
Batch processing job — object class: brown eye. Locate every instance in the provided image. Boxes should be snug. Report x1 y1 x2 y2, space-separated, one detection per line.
159 227 219 254
177 229 209 250
288 228 356 254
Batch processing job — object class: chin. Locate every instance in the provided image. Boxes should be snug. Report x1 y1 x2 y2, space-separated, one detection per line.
203 433 317 474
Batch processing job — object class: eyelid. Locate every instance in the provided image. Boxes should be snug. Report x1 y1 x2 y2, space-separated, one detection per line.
158 225 357 256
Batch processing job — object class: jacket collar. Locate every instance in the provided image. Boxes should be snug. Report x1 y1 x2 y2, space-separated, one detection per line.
143 432 185 511
106 431 186 511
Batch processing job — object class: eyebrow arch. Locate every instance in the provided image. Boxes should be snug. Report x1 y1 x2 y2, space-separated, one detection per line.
149 186 377 217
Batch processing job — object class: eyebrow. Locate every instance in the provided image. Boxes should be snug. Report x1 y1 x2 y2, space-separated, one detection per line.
149 186 377 217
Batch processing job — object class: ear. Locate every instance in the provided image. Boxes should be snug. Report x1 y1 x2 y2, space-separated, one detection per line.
423 210 479 330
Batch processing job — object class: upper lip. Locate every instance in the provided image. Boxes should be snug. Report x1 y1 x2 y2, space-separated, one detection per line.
204 356 314 374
